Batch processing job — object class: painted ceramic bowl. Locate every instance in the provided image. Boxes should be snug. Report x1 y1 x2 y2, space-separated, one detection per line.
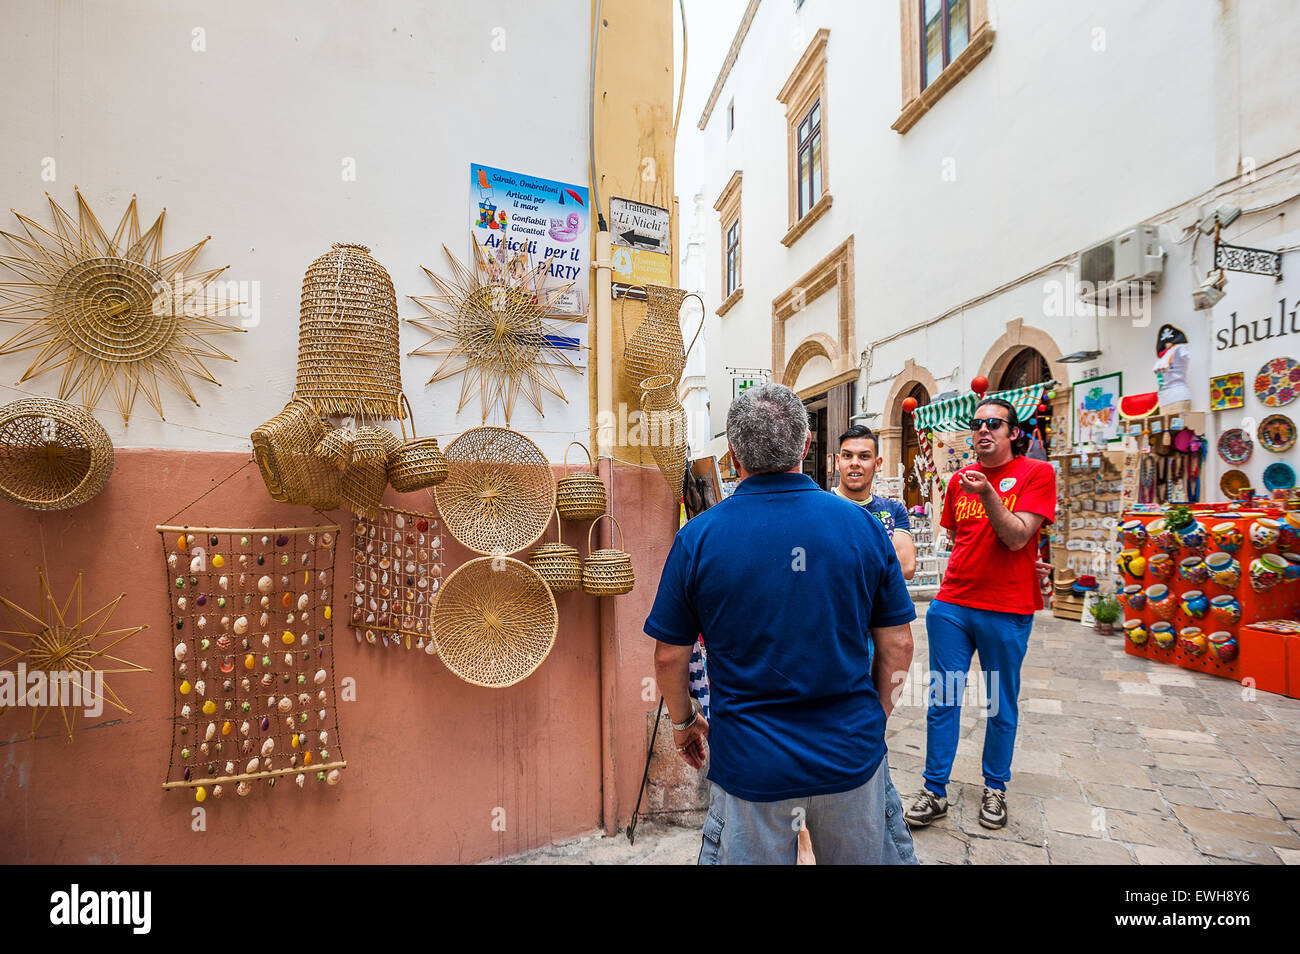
1178 556 1209 585
1146 584 1175 621
1179 626 1207 656
1282 552 1300 582
1124 620 1149 646
1249 553 1286 592
1209 594 1242 626
1180 590 1208 619
1205 551 1241 589
1250 518 1280 549
1151 622 1177 649
1210 521 1244 553
1122 520 1148 549
1123 583 1146 610
1176 521 1206 553
1119 550 1146 578
1147 519 1180 555
1279 513 1300 550
1208 631 1238 662
1148 553 1175 580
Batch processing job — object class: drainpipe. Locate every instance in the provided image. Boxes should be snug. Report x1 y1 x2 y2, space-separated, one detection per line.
594 229 617 834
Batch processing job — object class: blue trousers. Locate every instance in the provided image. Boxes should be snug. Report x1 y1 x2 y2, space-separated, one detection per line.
922 599 1034 798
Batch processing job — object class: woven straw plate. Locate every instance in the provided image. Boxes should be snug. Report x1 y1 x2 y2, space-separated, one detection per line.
432 556 557 687
436 426 555 555
0 397 114 511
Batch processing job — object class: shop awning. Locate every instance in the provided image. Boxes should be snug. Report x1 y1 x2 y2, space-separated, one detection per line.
912 381 1057 433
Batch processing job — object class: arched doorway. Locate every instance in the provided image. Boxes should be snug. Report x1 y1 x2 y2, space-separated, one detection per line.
996 347 1051 391
900 382 930 510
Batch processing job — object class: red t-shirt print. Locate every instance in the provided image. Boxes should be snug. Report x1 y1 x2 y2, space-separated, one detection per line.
937 455 1057 614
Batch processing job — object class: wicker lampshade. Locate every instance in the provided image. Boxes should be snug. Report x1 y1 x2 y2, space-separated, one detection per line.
0 397 114 511
432 556 558 687
295 243 402 419
435 426 555 555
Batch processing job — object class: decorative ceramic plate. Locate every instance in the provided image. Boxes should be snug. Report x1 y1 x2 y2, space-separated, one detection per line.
1209 372 1245 411
1252 619 1300 635
1219 469 1249 499
1263 462 1296 492
1217 427 1253 464
1258 413 1297 453
1254 357 1299 408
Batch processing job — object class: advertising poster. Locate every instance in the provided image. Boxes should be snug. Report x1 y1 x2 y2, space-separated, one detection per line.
1072 372 1123 446
470 163 590 321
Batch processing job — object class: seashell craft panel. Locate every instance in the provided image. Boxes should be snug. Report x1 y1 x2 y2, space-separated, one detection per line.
351 505 445 651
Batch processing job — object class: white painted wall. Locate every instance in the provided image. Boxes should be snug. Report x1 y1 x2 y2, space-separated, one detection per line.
678 0 1300 444
0 0 592 460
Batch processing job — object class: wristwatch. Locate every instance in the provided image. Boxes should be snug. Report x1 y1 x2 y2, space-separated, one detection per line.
671 703 699 731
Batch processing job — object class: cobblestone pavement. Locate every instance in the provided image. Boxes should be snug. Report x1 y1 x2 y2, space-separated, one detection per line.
497 603 1300 865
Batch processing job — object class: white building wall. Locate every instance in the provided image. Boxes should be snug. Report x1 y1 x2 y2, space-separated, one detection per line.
0 0 592 459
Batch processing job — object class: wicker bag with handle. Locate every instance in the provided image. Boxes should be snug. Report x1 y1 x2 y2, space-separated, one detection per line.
582 513 635 596
388 394 448 493
555 441 606 520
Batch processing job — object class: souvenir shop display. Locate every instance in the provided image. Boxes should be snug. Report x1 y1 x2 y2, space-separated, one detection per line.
555 441 607 520
351 506 445 650
1052 452 1123 581
1258 413 1296 453
0 190 242 425
1254 356 1299 408
407 242 581 424
0 568 149 742
527 510 582 594
0 397 115 511
581 513 636 596
622 284 703 391
430 556 557 688
436 426 555 555
157 525 347 799
294 243 402 420
1209 372 1246 411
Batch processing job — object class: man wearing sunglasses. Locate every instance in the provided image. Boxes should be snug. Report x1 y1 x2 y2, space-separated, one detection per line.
903 397 1056 831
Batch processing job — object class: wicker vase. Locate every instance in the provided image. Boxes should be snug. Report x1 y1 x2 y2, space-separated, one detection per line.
555 441 607 520
295 243 402 419
0 398 115 511
639 374 689 494
528 510 582 593
623 285 703 391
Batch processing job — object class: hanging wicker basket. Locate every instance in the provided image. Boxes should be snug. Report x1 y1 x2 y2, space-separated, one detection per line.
555 441 607 520
251 400 341 508
340 425 399 518
582 513 635 596
528 509 582 593
295 243 402 419
0 398 115 511
435 426 555 555
314 426 356 472
639 374 690 494
388 393 449 493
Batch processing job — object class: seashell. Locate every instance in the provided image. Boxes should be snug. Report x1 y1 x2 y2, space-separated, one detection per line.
221 720 232 736
239 554 248 566
220 613 230 627
261 673 273 687
212 554 226 569
317 689 327 702
219 575 229 591
241 739 252 753
260 715 269 731
259 612 269 627
430 536 440 548
276 534 289 547
246 757 260 773
417 578 428 590
405 561 416 574
216 635 233 650
240 720 250 736
202 699 216 716
318 709 328 721
278 696 292 713
175 642 188 661
257 575 273 594
205 722 217 741
212 784 224 799
365 630 376 644
327 769 341 786
240 677 251 691
394 514 405 529
181 704 192 718
199 742 210 755
320 730 329 744
296 773 305 789
177 596 188 612
284 652 294 665
314 669 327 686
236 781 251 797
300 633 309 646
286 612 296 625
261 737 275 756
196 615 207 629
298 593 309 611
219 658 234 674
424 639 437 655
281 575 289 586
168 553 178 569
380 543 389 557
195 786 207 803
322 533 333 546
195 679 206 697
297 692 309 706
378 558 391 570
190 554 206 574
225 760 235 774
233 616 248 635
261 634 271 649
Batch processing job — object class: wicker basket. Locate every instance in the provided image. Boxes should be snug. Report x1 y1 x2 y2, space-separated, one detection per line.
314 427 355 472
623 285 704 391
295 243 402 419
388 394 448 493
0 398 115 511
528 510 582 593
582 513 635 596
340 425 399 518
555 441 606 520
436 426 555 555
251 400 341 508
639 374 690 495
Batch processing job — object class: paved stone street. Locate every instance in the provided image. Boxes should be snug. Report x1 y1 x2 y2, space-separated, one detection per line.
497 602 1300 865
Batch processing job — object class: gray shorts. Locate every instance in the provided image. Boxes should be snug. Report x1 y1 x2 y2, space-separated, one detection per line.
698 759 918 865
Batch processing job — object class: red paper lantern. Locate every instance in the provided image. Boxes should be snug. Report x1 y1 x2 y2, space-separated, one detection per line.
902 396 918 415
971 375 989 396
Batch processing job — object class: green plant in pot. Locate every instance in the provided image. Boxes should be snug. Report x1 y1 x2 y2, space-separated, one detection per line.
1164 502 1205 550
1089 594 1121 634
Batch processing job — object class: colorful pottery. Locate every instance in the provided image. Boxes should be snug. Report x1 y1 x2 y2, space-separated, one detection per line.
1119 550 1145 578
1258 413 1296 453
1124 620 1148 646
1146 583 1175 621
1217 428 1253 465
1279 513 1300 549
1147 519 1180 555
1148 553 1174 580
1124 584 1146 611
1205 551 1241 589
1176 521 1206 553
1179 627 1207 656
1250 518 1280 549
1249 553 1286 592
1178 556 1208 585
1151 622 1177 649
1281 552 1300 582
1209 594 1242 626
1121 520 1148 548
1179 590 1208 619
1208 631 1238 662
1254 356 1299 408
1220 470 1250 500
1209 372 1246 411
1210 521 1244 553
1263 462 1296 492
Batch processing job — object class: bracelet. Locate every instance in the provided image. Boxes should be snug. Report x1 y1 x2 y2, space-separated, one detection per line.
671 707 698 732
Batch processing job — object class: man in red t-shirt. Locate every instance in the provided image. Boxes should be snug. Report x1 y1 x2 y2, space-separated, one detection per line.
903 397 1056 831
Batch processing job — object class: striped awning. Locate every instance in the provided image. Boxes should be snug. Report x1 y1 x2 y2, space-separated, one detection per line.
912 381 1056 433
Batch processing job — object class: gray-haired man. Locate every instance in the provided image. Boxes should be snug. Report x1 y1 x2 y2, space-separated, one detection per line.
644 383 917 864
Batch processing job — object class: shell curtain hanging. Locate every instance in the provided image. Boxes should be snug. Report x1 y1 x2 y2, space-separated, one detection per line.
0 189 243 424
407 241 583 424
0 397 115 510
351 506 445 651
0 568 149 742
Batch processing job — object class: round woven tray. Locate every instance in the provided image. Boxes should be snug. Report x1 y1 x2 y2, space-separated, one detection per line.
432 556 558 687
436 426 555 555
0 397 114 511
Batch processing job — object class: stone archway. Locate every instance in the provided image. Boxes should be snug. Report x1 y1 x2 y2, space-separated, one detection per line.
977 317 1068 389
878 358 941 480
782 332 840 390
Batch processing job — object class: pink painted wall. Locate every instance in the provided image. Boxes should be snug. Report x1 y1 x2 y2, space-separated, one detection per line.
0 451 676 863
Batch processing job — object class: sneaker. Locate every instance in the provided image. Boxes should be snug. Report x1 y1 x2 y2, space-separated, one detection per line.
979 787 1007 829
903 789 948 828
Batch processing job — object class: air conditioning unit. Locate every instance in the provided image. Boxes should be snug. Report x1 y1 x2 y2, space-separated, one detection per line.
1079 225 1164 302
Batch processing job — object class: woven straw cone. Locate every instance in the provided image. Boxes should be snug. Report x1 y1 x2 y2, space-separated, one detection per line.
528 510 581 593
0 397 114 511
639 374 689 494
250 399 340 507
388 393 448 493
555 441 606 520
432 556 557 687
341 425 399 518
436 426 555 555
582 513 635 596
624 284 689 391
295 243 402 419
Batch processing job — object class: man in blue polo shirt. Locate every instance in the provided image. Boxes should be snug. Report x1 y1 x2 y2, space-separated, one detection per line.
645 383 916 864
